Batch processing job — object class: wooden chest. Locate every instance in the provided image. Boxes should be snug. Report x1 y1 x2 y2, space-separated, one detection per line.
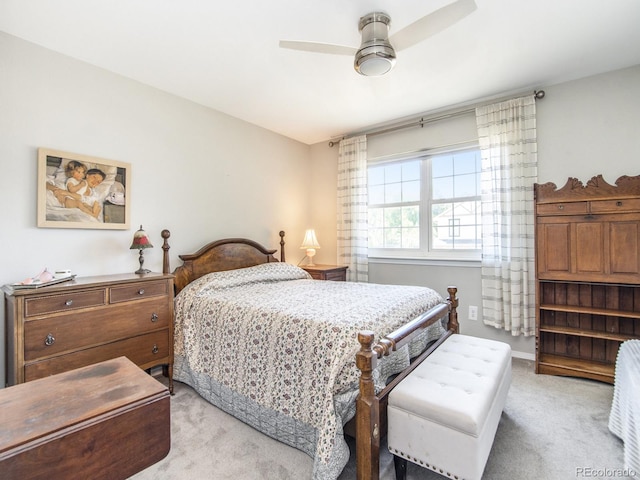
0 357 170 480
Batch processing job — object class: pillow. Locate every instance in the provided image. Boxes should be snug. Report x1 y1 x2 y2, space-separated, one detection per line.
194 262 312 295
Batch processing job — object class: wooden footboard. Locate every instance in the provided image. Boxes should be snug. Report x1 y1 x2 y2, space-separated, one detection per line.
354 287 459 480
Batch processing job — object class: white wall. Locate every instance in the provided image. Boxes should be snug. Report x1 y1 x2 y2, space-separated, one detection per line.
2 29 639 382
0 32 312 386
310 64 640 358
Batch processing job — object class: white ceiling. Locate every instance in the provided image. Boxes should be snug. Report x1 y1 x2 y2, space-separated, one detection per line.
2 0 640 145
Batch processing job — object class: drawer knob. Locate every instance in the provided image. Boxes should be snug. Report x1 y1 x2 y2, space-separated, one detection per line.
152 344 159 354
138 289 145 295
558 205 564 210
65 299 73 306
617 201 623 207
150 313 159 322
44 333 55 346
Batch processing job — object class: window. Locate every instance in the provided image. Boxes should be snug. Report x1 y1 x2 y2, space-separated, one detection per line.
368 147 481 259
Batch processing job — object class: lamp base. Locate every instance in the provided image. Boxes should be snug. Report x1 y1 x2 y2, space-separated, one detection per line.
306 249 317 267
135 249 151 275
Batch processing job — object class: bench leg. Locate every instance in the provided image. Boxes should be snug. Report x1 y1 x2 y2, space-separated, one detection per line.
393 455 407 480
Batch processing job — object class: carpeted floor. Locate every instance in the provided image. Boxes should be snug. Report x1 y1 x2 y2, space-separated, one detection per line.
132 358 631 479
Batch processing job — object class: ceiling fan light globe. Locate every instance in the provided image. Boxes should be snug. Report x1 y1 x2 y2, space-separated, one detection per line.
354 46 396 76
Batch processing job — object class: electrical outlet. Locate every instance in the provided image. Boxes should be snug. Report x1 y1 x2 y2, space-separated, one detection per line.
468 305 478 321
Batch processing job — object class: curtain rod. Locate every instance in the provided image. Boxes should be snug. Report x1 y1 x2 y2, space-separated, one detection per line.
328 90 546 147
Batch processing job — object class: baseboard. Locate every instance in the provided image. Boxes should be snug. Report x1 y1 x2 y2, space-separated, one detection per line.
511 350 535 361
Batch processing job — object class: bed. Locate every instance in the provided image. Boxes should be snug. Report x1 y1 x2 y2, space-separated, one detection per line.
161 230 459 480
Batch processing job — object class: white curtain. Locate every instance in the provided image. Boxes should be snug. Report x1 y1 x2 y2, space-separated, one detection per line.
337 135 368 282
475 96 537 336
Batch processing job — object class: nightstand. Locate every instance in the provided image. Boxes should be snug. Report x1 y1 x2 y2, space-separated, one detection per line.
301 264 348 281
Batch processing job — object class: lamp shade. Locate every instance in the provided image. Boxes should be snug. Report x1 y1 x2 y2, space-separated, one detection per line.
300 229 320 249
130 225 153 250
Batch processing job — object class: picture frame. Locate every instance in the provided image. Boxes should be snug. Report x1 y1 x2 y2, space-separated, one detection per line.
37 148 131 230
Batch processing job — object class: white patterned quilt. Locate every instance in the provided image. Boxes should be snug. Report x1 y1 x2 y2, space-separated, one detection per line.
173 262 446 479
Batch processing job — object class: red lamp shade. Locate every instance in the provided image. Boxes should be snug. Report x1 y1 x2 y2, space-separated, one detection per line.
130 225 153 250
130 225 153 274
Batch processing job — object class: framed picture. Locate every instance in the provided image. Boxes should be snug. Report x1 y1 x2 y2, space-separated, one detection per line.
37 148 131 230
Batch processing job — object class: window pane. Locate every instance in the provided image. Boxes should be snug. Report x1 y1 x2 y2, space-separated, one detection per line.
369 228 384 248
385 164 401 183
432 155 453 178
454 173 477 198
384 207 402 228
402 205 419 227
453 151 477 175
368 208 383 228
368 166 385 186
384 228 401 248
402 227 419 248
385 183 402 203
432 176 453 199
402 180 420 202
432 201 480 250
369 185 385 205
402 161 420 181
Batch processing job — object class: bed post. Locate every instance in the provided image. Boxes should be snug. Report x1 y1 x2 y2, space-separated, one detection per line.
447 286 459 333
279 230 285 262
355 330 381 480
161 229 171 275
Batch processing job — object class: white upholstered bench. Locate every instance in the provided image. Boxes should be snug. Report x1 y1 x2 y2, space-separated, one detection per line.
388 334 512 480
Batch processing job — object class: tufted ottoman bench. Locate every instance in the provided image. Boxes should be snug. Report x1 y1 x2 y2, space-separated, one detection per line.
388 334 512 480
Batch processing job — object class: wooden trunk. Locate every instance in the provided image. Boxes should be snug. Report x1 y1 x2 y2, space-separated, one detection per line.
0 356 170 480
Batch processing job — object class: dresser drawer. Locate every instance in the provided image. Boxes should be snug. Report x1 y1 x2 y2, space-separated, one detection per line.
110 281 169 303
24 301 171 361
536 202 588 216
24 330 170 382
590 198 640 214
24 289 107 317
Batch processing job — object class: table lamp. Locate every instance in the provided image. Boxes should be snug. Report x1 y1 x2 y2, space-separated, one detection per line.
130 225 153 274
300 229 320 266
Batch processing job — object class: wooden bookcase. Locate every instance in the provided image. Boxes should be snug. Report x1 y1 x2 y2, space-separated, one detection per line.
534 174 640 383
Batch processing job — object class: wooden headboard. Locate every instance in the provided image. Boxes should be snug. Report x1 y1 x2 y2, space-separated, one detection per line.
161 230 286 294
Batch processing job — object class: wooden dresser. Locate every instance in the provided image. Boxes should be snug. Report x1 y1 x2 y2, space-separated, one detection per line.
534 175 640 383
0 356 170 480
301 264 348 281
3 272 174 392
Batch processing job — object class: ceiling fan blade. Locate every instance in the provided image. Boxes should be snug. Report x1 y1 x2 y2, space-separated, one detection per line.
389 0 477 51
279 40 356 56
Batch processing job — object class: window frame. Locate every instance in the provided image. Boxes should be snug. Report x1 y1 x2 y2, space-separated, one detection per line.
367 143 482 262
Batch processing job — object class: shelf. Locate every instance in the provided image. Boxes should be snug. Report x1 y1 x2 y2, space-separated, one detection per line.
538 324 636 342
539 303 640 319
537 353 615 383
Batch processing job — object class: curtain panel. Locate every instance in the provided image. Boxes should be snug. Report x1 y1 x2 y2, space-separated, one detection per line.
476 96 537 336
337 135 368 282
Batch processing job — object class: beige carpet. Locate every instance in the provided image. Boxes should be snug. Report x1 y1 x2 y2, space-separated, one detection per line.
132 358 630 479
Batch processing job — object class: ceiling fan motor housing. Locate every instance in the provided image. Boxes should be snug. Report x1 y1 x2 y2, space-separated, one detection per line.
354 12 396 76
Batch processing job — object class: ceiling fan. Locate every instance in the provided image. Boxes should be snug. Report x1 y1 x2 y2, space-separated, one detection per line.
279 0 477 76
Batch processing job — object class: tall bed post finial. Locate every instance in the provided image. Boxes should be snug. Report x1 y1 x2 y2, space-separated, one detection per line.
161 229 171 274
279 231 285 262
